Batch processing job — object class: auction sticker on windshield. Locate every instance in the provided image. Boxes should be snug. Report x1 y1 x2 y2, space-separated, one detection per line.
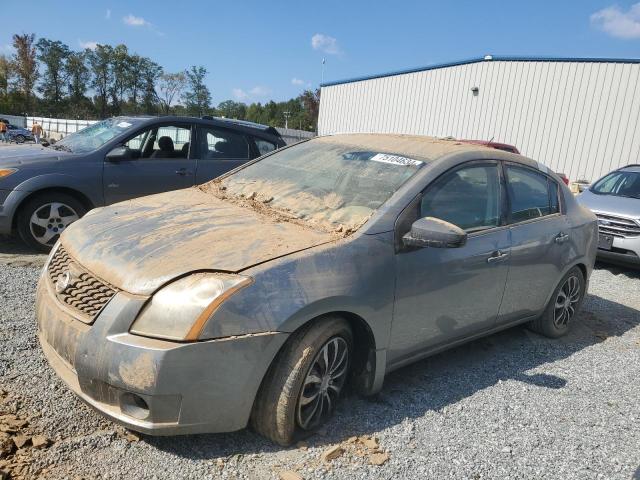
370 153 423 167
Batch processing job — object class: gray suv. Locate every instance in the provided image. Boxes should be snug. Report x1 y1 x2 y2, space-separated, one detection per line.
577 164 640 267
0 116 285 250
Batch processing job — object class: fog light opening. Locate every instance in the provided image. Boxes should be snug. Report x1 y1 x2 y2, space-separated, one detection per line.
120 392 150 420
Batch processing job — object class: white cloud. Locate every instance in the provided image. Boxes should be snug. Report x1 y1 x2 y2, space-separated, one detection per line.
311 33 341 55
232 86 271 101
249 86 270 96
105 9 111 20
291 77 305 86
232 88 249 100
123 14 150 27
591 3 640 39
79 40 99 50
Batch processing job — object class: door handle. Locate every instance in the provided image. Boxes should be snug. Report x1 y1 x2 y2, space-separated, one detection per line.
175 168 192 176
487 250 509 263
555 233 569 244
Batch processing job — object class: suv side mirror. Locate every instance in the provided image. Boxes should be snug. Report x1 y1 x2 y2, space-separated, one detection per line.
106 146 131 162
403 217 467 248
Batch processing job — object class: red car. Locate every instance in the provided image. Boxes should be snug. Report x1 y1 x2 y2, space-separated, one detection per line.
460 139 569 184
459 139 520 154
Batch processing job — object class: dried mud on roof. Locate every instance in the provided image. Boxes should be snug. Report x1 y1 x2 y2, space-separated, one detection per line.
313 133 486 161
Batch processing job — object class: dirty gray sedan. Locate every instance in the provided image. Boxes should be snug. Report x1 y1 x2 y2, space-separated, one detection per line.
36 134 598 445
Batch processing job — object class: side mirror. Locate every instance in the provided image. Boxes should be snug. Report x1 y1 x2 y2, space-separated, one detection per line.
105 146 130 162
403 217 467 248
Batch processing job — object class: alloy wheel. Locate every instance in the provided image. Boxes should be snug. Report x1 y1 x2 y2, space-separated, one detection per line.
29 202 80 247
296 337 349 430
553 274 581 328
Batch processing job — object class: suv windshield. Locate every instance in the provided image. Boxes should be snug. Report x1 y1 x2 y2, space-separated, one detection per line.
215 139 425 232
591 170 640 199
54 118 136 154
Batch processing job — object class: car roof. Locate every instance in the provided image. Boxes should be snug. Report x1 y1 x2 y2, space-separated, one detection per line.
313 133 515 162
619 164 640 173
120 115 282 141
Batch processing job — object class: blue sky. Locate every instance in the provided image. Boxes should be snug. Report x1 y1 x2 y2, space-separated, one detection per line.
1 0 640 104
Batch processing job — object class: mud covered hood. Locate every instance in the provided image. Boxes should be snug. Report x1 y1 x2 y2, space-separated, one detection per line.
61 189 334 295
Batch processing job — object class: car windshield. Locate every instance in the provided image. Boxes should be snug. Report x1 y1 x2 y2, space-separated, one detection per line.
591 170 640 199
54 118 136 154
215 139 425 233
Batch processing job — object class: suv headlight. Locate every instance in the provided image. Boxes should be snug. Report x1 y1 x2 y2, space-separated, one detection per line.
0 168 18 179
130 273 252 341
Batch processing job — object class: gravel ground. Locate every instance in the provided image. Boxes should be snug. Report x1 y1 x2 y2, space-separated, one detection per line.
1 262 639 479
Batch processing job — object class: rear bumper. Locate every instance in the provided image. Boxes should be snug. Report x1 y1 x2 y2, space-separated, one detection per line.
36 273 288 435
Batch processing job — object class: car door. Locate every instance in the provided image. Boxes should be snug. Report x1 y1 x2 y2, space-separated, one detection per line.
103 123 196 204
497 163 570 323
389 161 511 364
194 125 252 184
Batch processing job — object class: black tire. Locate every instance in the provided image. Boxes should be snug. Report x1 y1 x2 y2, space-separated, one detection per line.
17 193 86 252
529 266 586 338
15 135 25 144
251 316 353 446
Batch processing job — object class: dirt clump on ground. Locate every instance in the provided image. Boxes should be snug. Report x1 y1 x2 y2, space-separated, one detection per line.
0 389 52 479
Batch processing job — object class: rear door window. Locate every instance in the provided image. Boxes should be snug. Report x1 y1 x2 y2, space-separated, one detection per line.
255 138 278 156
198 127 249 159
506 165 560 223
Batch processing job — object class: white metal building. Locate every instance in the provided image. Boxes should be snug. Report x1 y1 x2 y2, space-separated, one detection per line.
318 56 640 182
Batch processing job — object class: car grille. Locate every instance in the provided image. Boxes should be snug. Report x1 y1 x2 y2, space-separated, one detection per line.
596 213 640 238
48 246 117 323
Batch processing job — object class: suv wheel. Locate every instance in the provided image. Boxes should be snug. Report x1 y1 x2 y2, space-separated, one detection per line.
251 316 352 445
17 193 86 252
529 266 586 338
15 134 25 144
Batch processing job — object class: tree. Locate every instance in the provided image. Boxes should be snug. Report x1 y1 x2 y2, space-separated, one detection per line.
0 55 11 97
66 51 93 118
217 100 247 119
87 44 113 117
299 89 321 131
108 44 131 115
66 51 90 99
11 33 39 113
157 72 186 115
183 66 211 116
140 59 162 115
126 56 162 114
36 38 71 115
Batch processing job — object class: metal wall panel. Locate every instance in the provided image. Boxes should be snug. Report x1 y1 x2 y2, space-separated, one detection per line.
318 59 640 182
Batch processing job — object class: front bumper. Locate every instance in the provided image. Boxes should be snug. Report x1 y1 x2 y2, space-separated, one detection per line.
0 189 14 234
36 272 288 435
597 236 640 268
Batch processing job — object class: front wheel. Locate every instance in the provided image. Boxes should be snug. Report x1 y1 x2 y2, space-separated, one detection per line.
15 134 25 144
529 266 586 338
251 316 353 445
17 193 86 252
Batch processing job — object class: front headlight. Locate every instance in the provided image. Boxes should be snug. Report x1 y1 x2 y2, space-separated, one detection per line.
130 273 252 341
0 168 18 179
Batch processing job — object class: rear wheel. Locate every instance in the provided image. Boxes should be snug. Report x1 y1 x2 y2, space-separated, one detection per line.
251 316 352 445
529 266 585 338
17 193 86 252
15 134 25 144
